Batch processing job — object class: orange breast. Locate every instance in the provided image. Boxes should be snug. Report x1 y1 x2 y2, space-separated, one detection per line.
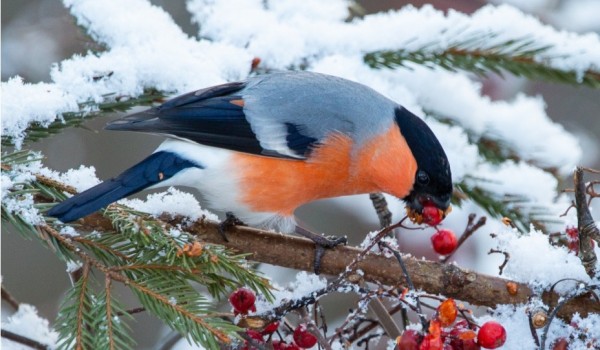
231 125 418 215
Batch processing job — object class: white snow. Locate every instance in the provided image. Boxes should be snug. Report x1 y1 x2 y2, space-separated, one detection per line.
1 304 59 350
479 304 600 350
254 271 327 314
494 227 594 292
121 187 218 222
1 77 79 149
65 259 83 273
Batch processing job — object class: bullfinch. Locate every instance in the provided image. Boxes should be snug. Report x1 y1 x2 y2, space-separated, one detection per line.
48 71 453 270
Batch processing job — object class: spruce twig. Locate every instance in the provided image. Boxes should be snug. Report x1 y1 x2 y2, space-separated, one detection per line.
364 37 600 88
1 89 165 148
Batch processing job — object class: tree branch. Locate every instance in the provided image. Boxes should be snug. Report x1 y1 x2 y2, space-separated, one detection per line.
1 285 21 311
574 167 599 277
1 329 49 350
74 213 600 319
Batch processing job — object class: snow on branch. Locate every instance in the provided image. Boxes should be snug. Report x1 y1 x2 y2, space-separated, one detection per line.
191 1 599 74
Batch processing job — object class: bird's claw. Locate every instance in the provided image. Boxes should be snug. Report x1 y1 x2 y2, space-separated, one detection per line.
312 235 347 274
218 212 244 242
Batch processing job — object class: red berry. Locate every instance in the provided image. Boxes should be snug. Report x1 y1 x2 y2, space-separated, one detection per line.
262 321 280 335
242 330 265 350
293 324 318 349
448 327 480 350
422 205 443 226
431 229 458 255
477 321 506 349
419 334 443 350
397 329 423 350
437 299 458 327
274 340 300 350
566 226 579 254
229 288 257 315
552 338 568 350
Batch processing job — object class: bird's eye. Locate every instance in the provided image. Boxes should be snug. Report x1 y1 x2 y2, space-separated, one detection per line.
417 170 430 185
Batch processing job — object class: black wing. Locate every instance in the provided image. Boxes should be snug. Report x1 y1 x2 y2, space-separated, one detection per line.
106 82 317 158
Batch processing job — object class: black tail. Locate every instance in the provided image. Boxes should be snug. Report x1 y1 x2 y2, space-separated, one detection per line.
47 151 202 222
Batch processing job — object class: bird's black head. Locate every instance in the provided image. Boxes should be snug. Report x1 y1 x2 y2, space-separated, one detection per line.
395 107 453 222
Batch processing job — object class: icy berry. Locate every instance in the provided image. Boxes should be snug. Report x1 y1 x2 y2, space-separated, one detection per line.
566 226 579 254
397 329 422 350
422 205 443 226
437 298 458 327
261 321 280 335
228 288 256 315
448 327 480 350
431 229 458 255
273 340 300 350
419 334 443 350
293 324 318 349
242 330 265 350
552 338 568 350
477 321 506 349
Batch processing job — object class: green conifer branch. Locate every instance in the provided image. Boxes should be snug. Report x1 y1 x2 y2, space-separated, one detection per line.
93 277 135 350
1 150 272 350
55 263 95 350
364 37 600 88
1 89 165 149
454 179 559 232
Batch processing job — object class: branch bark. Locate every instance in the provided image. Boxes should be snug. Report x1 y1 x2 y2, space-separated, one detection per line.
78 213 600 319
574 167 599 277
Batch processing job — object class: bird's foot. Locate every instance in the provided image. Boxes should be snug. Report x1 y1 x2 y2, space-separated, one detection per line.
218 212 245 242
295 226 347 275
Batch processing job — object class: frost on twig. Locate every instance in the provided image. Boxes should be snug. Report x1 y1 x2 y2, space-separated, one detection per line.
574 167 600 277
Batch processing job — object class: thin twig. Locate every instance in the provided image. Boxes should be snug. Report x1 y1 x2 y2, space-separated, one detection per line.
1 329 49 350
527 308 541 348
539 285 598 350
299 308 332 350
442 214 487 263
574 167 599 277
379 241 428 330
1 285 21 311
488 249 510 275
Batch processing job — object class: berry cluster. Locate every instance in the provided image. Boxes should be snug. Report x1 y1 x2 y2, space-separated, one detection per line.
397 300 506 349
241 324 317 350
229 288 318 349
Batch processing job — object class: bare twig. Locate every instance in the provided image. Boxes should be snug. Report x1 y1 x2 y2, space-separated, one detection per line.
574 167 599 277
442 214 487 263
1 329 49 350
379 241 427 330
527 308 541 347
298 308 332 350
488 249 510 275
539 284 599 350
1 285 21 311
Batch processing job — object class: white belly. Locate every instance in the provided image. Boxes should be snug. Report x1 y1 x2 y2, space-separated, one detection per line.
151 139 296 232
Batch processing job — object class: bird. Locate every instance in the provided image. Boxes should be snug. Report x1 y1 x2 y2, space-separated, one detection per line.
47 71 452 271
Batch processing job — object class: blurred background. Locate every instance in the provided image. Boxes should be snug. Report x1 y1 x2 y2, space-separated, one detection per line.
2 0 599 348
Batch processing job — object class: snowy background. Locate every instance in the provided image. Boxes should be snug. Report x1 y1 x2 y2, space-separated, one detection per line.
2 0 600 349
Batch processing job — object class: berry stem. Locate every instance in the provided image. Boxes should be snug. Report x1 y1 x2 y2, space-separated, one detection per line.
379 241 428 330
442 214 487 263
